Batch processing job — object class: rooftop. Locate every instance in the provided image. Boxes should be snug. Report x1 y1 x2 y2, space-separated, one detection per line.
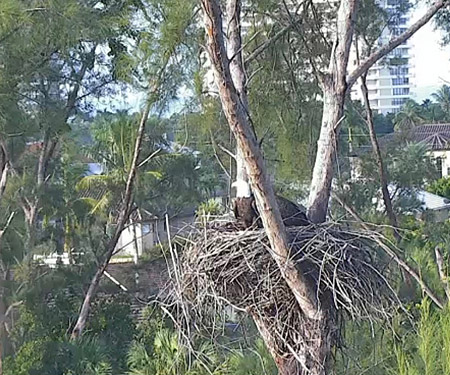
358 124 450 154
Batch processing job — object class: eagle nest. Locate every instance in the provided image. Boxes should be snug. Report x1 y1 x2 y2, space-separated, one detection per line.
169 221 400 358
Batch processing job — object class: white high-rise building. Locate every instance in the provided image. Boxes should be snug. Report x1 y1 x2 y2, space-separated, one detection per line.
351 0 415 115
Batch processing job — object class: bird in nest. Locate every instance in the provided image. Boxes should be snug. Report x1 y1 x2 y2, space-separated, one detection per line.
231 179 310 229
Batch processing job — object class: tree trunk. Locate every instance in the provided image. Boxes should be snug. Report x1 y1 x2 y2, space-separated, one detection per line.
64 214 74 264
71 103 151 339
308 0 449 223
226 0 249 184
0 270 14 375
308 81 346 223
359 72 400 240
251 310 331 375
202 3 330 374
307 0 359 223
202 0 320 321
132 220 140 265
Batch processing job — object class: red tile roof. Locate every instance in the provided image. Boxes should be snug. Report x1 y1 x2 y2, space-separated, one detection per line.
378 124 450 151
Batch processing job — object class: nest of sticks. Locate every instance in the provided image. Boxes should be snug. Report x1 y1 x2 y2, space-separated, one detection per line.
170 221 400 360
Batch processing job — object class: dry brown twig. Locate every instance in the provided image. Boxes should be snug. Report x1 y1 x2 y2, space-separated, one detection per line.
166 219 402 369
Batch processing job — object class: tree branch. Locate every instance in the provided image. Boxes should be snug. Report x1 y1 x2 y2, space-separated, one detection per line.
202 0 321 320
355 40 400 241
435 246 450 302
347 0 450 89
333 193 444 309
71 99 151 339
245 23 292 65
218 144 236 160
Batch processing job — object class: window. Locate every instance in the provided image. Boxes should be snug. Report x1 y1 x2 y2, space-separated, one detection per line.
391 47 408 57
142 224 152 234
436 157 443 176
392 77 409 85
393 87 409 95
392 98 407 106
390 67 409 75
392 27 407 36
387 0 398 5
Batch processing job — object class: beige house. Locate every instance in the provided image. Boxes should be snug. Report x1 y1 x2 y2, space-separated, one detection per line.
385 124 450 177
351 124 450 179
349 124 450 222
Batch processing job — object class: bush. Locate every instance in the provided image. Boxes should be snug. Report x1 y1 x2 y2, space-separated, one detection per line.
428 177 450 200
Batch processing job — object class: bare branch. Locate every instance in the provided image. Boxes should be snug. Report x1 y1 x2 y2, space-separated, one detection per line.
435 246 450 302
0 212 15 242
218 144 236 160
210 131 231 179
137 148 161 168
71 98 153 339
245 24 292 65
347 0 450 89
333 193 444 310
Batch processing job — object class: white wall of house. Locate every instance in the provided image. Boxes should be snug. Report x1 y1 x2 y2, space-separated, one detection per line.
430 150 450 177
112 214 196 262
114 224 143 262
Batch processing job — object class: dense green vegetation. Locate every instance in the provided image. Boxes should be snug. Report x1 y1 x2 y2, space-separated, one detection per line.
3 0 450 374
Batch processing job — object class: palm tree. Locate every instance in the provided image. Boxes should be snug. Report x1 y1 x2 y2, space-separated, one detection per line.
421 99 445 123
432 85 450 121
127 329 224 375
77 112 166 217
394 100 424 132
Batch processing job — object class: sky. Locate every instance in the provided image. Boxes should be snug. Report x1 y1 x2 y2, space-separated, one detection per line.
98 3 450 112
411 3 450 101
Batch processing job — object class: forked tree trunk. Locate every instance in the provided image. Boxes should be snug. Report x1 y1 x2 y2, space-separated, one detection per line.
202 0 319 320
308 0 450 223
201 1 329 373
307 0 359 224
71 103 151 339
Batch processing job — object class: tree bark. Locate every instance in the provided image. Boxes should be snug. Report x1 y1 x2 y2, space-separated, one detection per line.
226 0 249 184
308 0 450 223
359 72 400 236
251 309 330 375
202 0 320 322
222 4 330 372
307 80 347 223
307 0 359 223
251 312 302 375
24 205 37 250
71 103 151 339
